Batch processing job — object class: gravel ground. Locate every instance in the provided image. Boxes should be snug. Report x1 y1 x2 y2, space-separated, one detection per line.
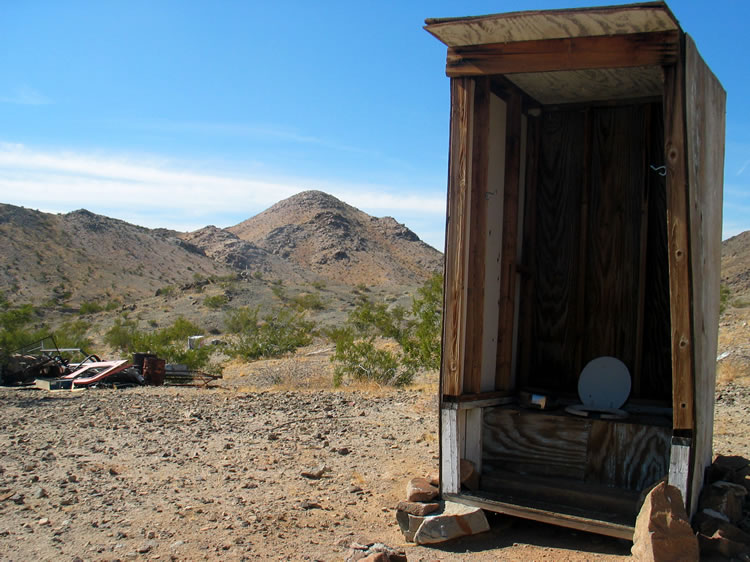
0 374 747 561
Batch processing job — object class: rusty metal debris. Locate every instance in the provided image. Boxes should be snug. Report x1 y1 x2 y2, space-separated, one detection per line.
1 336 218 390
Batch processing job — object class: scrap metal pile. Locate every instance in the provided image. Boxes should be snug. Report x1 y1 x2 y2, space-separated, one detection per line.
0 336 220 390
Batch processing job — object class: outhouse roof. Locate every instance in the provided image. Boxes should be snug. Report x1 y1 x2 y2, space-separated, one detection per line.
424 2 680 48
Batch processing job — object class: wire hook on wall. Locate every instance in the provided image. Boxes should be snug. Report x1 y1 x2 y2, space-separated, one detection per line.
650 165 667 177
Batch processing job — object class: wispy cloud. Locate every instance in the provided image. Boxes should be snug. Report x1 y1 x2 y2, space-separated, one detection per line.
0 85 51 105
737 159 750 176
0 143 446 247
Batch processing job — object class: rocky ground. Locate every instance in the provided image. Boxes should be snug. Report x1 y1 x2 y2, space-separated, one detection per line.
0 362 748 561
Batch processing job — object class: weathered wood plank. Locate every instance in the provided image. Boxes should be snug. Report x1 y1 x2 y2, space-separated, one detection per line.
516 114 540 390
442 77 474 397
495 92 522 391
480 93 507 392
482 408 589 480
446 31 679 77
444 491 635 540
508 66 664 105
441 407 461 494
425 4 679 47
586 420 670 491
463 77 490 394
641 102 672 400
528 110 585 389
684 33 726 515
663 41 695 432
633 104 652 397
509 114 528 384
582 106 645 371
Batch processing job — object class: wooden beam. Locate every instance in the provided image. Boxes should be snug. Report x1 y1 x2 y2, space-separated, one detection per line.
440 407 461 494
463 77 490 394
446 31 679 77
495 92 522 390
517 114 540 389
442 77 474 397
663 42 695 432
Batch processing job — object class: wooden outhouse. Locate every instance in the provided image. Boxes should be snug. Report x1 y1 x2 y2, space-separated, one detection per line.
426 2 725 539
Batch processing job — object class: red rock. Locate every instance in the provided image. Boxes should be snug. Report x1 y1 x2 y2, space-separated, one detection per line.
406 477 438 502
397 500 440 516
631 481 699 562
360 553 388 562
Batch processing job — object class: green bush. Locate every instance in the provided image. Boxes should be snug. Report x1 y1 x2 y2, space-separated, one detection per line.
720 284 731 315
225 306 313 360
104 316 213 372
330 273 443 387
291 292 325 311
79 301 104 315
204 294 229 309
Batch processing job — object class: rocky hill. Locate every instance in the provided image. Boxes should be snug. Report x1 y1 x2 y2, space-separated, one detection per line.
722 230 750 298
0 204 232 306
226 191 443 286
0 192 443 316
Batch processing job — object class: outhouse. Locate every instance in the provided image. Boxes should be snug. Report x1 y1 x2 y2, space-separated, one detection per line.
426 2 725 539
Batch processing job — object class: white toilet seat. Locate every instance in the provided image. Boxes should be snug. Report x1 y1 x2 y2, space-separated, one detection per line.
567 356 631 419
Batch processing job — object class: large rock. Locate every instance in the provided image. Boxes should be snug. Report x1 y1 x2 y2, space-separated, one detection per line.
700 481 747 523
396 500 440 517
693 511 750 558
406 477 438 503
631 482 699 562
412 501 489 545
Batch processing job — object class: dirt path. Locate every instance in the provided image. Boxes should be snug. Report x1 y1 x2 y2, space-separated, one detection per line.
0 376 747 561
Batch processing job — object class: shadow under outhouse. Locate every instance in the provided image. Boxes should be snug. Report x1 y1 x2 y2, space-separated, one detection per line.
426 1 725 539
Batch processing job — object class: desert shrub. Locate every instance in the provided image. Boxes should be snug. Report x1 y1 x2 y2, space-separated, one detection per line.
204 294 229 310
156 285 175 297
225 306 313 360
271 284 286 301
79 300 104 315
330 273 443 387
104 316 212 371
720 284 731 315
53 319 93 355
0 301 45 354
311 280 326 290
291 292 325 311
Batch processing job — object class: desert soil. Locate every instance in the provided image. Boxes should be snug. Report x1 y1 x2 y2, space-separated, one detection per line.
0 349 748 562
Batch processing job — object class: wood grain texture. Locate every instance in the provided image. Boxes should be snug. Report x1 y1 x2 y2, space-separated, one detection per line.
425 4 679 47
482 408 589 480
481 93 507 392
684 33 726 515
527 110 585 389
463 77 490 394
495 93 523 391
446 31 679 77
582 106 645 371
663 42 695 432
586 420 670 491
516 115 540 390
444 491 635 540
640 103 672 400
508 66 664 105
441 407 461 494
442 78 474 397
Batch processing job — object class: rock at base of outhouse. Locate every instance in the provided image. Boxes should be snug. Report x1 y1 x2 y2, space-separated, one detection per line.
396 500 489 545
631 481 699 562
693 511 750 558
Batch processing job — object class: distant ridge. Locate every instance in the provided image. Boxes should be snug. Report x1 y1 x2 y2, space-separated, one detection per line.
225 190 443 286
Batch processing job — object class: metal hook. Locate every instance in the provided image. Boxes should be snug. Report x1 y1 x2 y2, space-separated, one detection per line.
650 165 667 177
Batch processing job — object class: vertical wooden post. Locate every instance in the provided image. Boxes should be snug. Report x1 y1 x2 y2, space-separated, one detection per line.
442 77 474 397
463 77 490 394
663 42 695 433
495 92 522 390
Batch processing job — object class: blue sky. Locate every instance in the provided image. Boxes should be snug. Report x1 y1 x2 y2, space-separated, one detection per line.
1 1 748 251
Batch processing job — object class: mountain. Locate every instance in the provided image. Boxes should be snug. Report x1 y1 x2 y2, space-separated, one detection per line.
226 191 443 286
0 192 443 311
0 204 233 306
722 230 750 298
